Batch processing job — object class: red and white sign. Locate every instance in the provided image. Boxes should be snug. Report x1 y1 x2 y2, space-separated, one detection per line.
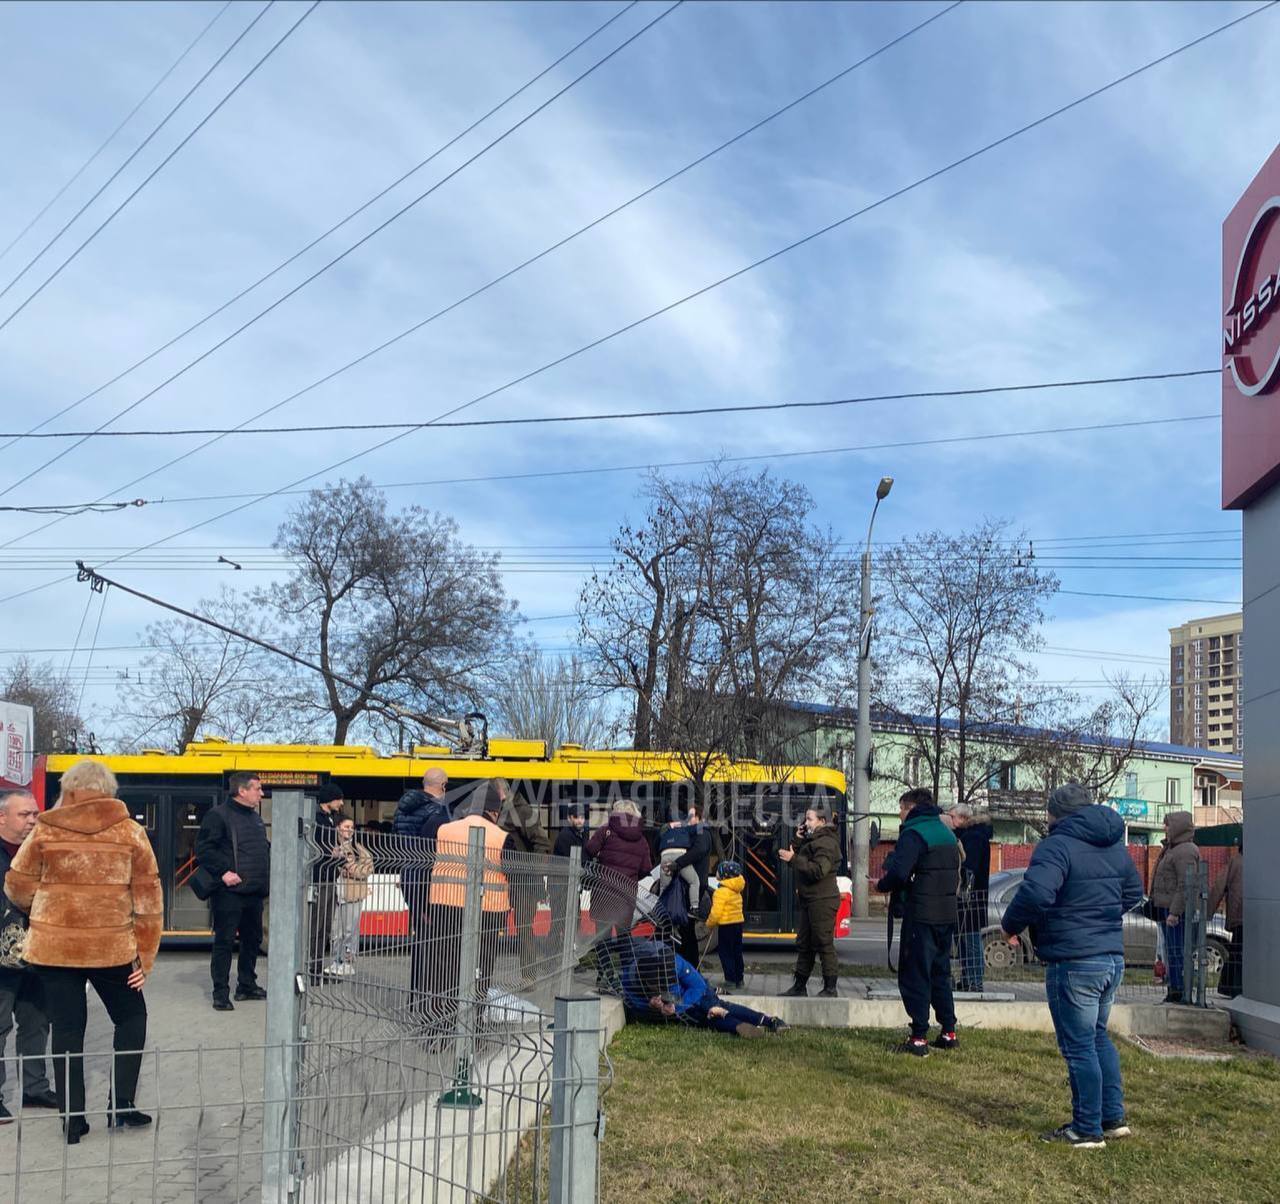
0 699 34 789
1223 142 1280 509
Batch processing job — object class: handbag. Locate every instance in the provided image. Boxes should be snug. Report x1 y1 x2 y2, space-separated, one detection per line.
0 900 28 969
191 805 239 901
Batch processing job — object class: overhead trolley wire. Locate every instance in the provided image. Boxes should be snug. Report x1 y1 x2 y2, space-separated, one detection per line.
0 0 643 476
0 367 1221 440
0 0 290 323
0 0 681 509
0 1 234 267
0 4 1266 607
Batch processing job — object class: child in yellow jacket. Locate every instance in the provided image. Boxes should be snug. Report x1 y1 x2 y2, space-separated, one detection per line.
707 860 746 991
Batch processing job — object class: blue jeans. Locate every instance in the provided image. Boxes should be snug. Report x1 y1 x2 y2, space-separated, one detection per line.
957 931 984 991
1044 955 1125 1138
1156 908 1184 994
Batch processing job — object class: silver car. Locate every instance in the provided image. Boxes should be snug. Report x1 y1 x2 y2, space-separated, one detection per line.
980 869 1232 976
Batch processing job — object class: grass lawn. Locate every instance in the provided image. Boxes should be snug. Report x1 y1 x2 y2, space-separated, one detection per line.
600 1026 1278 1204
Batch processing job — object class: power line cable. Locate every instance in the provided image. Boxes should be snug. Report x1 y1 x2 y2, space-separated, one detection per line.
0 2 321 338
25 0 1259 553
0 410 1219 525
77 585 110 717
0 0 641 468
0 1 279 313
2 7 1266 605
0 0 682 508
62 588 95 680
0 366 1221 440
0 2 234 266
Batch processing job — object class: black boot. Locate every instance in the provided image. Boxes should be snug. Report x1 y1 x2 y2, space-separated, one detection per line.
780 975 809 998
62 1116 90 1144
818 976 839 998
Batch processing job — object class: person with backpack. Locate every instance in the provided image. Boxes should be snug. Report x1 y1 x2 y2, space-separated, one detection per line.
1150 811 1200 1004
195 772 271 1012
876 788 961 1056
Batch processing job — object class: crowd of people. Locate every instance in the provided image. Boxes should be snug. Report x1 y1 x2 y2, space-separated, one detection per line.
0 761 1248 1154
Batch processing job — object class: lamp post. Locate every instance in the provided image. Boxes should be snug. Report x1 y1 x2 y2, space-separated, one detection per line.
851 476 893 919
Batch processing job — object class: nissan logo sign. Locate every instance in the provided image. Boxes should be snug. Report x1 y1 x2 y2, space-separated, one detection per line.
1223 195 1280 397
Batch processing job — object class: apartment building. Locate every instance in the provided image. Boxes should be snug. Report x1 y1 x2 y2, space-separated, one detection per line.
1170 612 1244 752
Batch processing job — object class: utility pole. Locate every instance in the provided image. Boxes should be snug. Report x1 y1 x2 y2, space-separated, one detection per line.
851 477 893 919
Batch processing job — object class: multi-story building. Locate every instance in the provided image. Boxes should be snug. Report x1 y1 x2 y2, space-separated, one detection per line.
1170 612 1244 752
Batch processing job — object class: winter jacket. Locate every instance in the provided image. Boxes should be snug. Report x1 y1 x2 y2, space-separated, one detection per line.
392 789 450 843
312 805 340 883
1208 854 1243 931
789 823 841 902
956 819 992 934
669 823 713 896
618 939 715 1020
196 801 271 896
706 875 745 928
1001 805 1143 963
877 804 960 926
657 824 693 854
4 790 163 974
1151 812 1200 916
553 824 588 860
335 837 375 903
0 838 32 989
501 796 552 857
585 814 653 929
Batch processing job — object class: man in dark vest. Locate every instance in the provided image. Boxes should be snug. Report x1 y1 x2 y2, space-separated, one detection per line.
877 787 960 1056
196 772 271 1011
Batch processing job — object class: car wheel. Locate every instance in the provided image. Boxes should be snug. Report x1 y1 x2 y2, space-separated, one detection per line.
1205 939 1227 979
984 930 1025 971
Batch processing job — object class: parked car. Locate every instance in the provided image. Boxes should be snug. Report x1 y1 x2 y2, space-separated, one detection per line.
980 869 1232 975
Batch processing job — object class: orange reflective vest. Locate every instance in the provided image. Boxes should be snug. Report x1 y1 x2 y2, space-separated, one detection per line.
428 815 510 912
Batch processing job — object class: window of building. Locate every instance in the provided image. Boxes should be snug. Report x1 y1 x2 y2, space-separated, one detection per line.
905 754 922 788
1124 771 1138 797
986 761 1016 792
1166 778 1181 805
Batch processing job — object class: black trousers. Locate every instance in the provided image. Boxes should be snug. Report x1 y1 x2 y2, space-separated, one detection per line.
717 923 744 984
508 877 542 984
794 894 840 980
1219 926 1244 997
898 918 957 1037
425 905 504 1031
34 963 147 1119
210 891 265 996
308 880 336 976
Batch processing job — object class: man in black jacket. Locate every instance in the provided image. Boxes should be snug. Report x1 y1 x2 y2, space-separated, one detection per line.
308 783 346 983
196 772 271 1011
877 788 961 1056
393 768 451 1002
0 789 55 1120
549 804 588 950
670 800 713 966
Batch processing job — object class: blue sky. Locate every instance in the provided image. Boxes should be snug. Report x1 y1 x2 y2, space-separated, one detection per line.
0 0 1270 738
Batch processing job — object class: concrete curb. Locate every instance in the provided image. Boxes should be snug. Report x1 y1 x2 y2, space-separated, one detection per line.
729 994 1231 1040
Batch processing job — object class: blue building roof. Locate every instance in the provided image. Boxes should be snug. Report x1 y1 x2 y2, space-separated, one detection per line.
786 700 1242 767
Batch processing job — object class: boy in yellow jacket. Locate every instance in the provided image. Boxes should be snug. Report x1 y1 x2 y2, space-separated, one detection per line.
707 860 746 992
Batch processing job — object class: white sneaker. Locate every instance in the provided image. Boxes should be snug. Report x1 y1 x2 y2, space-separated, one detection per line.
337 963 356 976
323 963 344 977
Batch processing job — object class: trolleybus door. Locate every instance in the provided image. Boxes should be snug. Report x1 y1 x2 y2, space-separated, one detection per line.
162 790 220 932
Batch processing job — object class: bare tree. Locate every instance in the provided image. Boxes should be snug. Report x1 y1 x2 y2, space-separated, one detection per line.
260 478 518 745
109 588 306 752
579 467 854 782
874 519 1061 806
488 650 616 751
1 657 85 753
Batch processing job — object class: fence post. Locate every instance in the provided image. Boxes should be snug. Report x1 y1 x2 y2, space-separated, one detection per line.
559 846 583 995
262 789 308 1203
1182 861 1209 1008
440 824 486 1108
549 994 601 1204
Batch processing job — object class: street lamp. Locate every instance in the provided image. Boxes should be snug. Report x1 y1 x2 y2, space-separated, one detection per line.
851 476 893 918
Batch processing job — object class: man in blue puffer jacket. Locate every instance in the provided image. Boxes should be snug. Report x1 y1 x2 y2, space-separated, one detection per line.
392 768 451 1007
1002 782 1143 1150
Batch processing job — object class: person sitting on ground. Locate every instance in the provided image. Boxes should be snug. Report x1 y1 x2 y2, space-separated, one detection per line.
657 819 703 916
706 859 746 992
1001 782 1144 1149
617 938 787 1037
